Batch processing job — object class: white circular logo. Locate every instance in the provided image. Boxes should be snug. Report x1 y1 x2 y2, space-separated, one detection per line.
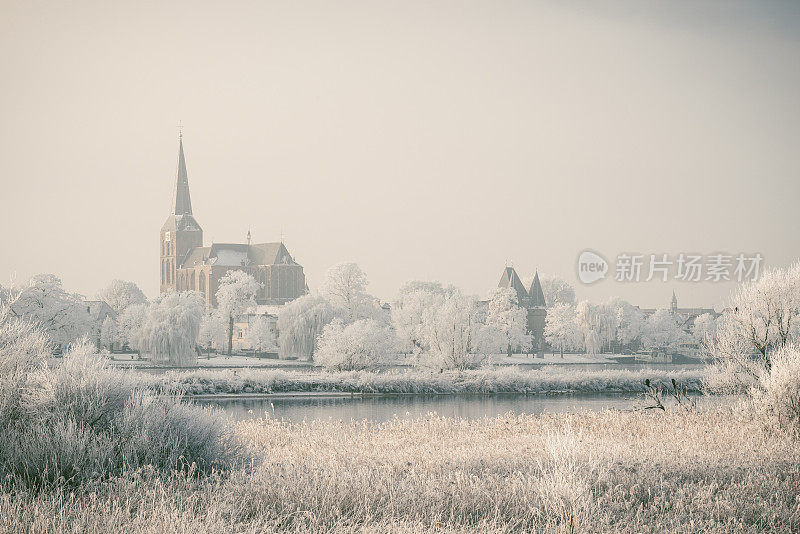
577 250 609 284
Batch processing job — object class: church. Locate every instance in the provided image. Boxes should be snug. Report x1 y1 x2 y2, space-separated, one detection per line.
159 136 307 307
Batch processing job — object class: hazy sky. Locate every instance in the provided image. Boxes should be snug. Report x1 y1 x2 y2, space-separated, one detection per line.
1 1 799 308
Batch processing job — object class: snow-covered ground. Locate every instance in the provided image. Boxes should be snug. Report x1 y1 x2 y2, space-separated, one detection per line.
487 353 616 365
108 352 647 369
108 353 312 368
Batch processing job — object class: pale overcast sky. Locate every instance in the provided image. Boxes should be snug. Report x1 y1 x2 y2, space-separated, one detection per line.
1 1 799 308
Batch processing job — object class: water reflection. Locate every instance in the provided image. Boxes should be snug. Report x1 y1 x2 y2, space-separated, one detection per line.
199 393 657 423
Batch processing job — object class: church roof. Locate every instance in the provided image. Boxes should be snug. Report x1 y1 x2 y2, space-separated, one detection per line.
498 267 528 299
528 271 547 307
181 242 297 268
173 136 193 216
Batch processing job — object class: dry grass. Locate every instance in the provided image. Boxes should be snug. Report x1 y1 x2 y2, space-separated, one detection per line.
2 406 799 533
145 366 707 396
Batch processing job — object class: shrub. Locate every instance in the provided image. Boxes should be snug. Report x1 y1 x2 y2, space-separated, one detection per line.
0 305 51 419
754 342 800 437
0 335 237 491
315 319 393 371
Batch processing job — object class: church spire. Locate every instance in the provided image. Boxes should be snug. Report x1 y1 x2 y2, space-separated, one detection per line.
172 135 193 215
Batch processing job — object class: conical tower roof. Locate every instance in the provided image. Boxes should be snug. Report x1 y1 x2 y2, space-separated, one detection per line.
528 271 546 307
498 266 528 299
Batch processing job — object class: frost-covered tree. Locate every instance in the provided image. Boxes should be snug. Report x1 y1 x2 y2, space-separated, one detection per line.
544 303 582 357
607 297 646 352
247 315 277 355
215 271 260 356
96 280 147 314
706 262 800 393
277 294 337 361
138 290 204 365
419 291 495 370
719 263 800 364
117 302 147 352
692 313 718 345
197 310 227 356
540 276 576 307
486 287 531 356
641 309 687 353
392 281 456 355
99 316 116 351
574 301 615 356
315 318 393 371
2 274 93 348
319 262 372 320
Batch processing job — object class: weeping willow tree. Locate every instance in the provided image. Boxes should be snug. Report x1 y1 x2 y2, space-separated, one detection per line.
277 295 337 361
139 290 204 366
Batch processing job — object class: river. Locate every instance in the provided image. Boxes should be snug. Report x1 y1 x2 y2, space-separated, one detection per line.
197 391 709 423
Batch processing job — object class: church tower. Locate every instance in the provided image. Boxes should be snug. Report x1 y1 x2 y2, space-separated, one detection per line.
160 135 203 293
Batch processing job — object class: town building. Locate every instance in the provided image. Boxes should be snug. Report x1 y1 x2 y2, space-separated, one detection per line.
497 266 547 356
159 135 308 307
637 291 719 328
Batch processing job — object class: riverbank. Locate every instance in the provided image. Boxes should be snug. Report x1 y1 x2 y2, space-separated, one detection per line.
138 366 707 397
107 352 621 370
3 406 797 532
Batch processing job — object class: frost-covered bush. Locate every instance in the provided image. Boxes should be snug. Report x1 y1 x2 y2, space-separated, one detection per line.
754 342 800 436
315 318 394 371
0 303 51 419
0 334 236 491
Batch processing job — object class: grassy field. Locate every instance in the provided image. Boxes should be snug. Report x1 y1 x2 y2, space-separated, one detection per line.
3 406 799 533
1 329 797 532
